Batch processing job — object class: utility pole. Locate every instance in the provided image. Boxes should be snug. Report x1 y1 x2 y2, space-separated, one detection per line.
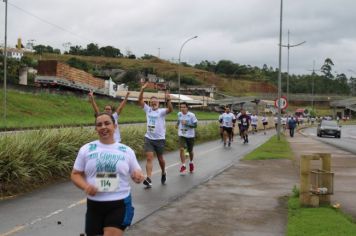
307 60 321 113
3 0 8 129
281 30 306 101
276 0 283 141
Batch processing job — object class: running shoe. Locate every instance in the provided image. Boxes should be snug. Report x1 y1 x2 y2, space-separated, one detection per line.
179 165 187 175
189 162 194 173
228 142 231 147
161 172 167 185
143 177 152 188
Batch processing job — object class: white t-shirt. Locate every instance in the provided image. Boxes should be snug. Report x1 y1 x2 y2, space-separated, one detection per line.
144 103 167 140
274 117 278 124
73 140 141 201
220 113 236 128
112 112 121 142
178 111 198 138
262 116 268 123
251 115 258 125
282 117 287 125
235 112 242 124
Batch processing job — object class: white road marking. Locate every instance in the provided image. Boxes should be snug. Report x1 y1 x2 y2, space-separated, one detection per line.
0 144 223 236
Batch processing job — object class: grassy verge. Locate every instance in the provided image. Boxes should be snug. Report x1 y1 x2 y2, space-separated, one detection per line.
243 134 293 160
0 89 218 129
0 123 219 198
287 196 356 236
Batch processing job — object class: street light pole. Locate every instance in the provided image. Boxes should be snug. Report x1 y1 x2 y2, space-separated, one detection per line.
3 0 8 128
277 0 283 141
312 60 315 112
281 30 306 101
178 36 198 107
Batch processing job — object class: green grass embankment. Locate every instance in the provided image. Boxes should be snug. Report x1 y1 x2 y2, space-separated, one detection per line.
0 89 218 129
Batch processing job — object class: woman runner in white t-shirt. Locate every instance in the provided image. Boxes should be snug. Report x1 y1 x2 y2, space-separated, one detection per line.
71 112 144 236
88 91 130 142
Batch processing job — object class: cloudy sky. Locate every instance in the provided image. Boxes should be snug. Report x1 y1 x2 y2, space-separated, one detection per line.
1 0 356 77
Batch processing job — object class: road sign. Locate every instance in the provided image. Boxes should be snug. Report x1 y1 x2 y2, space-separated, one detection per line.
274 96 288 109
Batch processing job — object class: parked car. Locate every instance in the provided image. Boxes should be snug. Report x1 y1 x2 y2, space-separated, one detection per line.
317 120 341 138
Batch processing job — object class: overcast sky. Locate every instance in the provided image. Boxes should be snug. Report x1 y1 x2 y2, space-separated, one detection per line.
1 0 356 77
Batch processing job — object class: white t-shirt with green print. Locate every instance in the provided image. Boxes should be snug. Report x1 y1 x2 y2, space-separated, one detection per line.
73 140 141 201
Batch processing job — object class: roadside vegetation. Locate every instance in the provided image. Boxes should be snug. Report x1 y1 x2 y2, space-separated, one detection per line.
0 89 218 130
287 195 356 236
0 123 219 198
243 134 293 160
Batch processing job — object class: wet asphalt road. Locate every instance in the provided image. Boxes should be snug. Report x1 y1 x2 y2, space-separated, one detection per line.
301 125 356 154
0 131 274 236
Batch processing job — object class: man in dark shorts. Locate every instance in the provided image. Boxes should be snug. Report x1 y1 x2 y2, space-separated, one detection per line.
138 82 173 188
176 102 198 174
219 106 236 147
238 109 251 144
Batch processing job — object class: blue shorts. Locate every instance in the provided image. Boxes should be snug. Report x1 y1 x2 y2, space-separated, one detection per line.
85 194 134 234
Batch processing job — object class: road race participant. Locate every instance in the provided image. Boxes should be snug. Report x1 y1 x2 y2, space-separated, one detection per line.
138 82 173 188
274 116 278 131
250 113 258 134
176 102 198 174
261 114 268 135
281 115 287 133
288 116 297 137
236 110 242 139
88 91 130 143
238 109 251 144
219 107 236 147
218 112 224 142
71 112 144 236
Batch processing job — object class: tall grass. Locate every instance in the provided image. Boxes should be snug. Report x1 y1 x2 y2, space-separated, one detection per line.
0 123 219 197
0 128 96 196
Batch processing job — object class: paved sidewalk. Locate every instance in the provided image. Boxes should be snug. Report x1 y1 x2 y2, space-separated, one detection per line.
127 152 298 235
126 130 356 235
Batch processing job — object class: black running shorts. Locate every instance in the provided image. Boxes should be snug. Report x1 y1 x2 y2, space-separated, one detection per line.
85 195 134 235
222 127 233 135
179 136 195 152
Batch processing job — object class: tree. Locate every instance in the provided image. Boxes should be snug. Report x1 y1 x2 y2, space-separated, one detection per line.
194 60 216 72
215 60 236 75
141 54 155 60
69 45 84 55
100 46 123 57
86 43 100 56
321 58 334 79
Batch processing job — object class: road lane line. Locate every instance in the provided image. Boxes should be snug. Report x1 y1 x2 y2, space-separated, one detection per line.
0 225 26 236
0 143 223 236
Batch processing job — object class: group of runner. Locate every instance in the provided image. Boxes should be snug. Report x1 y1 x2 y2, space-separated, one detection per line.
71 82 198 236
219 107 270 146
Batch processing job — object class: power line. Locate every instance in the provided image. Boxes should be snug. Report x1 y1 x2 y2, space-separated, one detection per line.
8 2 87 41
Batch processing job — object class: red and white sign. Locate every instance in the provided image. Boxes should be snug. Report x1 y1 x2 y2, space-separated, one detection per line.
274 96 288 109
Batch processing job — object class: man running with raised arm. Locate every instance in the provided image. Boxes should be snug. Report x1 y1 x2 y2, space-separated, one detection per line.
176 102 198 175
138 82 173 188
219 106 236 147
